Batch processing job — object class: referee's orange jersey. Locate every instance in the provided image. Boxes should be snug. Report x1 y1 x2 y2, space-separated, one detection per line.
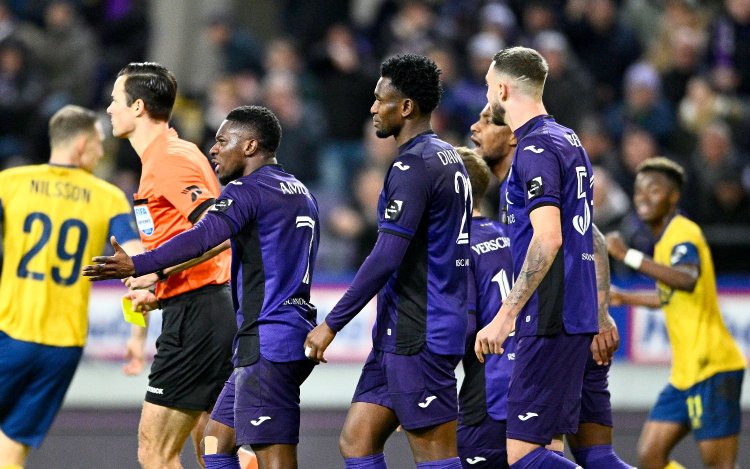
133 128 230 299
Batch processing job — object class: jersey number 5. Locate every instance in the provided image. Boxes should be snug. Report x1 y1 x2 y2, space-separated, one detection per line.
17 212 88 286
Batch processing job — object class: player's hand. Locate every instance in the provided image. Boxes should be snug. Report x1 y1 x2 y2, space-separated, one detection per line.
591 313 620 366
83 237 136 280
474 311 514 363
304 321 336 363
124 273 159 290
605 231 628 262
122 334 146 376
126 289 159 313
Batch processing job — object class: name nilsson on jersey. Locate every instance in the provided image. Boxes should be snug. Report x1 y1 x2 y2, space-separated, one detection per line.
471 236 510 255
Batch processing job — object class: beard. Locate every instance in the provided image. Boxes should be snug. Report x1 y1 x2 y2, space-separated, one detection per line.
375 123 400 139
218 165 244 185
489 100 506 126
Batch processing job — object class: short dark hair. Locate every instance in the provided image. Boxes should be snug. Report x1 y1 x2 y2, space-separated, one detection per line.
636 156 686 190
456 146 490 203
49 105 98 147
492 47 548 95
380 53 442 114
117 62 177 122
225 105 282 153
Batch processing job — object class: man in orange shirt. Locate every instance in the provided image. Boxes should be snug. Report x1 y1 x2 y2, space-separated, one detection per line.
107 62 235 469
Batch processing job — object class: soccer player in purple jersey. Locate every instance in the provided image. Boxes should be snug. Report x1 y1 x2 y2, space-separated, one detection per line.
305 54 471 469
455 147 515 468
83 106 320 469
469 101 631 469
474 47 598 469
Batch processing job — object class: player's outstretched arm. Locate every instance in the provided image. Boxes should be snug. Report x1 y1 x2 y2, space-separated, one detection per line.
606 231 698 291
591 224 619 366
83 236 136 280
475 205 562 363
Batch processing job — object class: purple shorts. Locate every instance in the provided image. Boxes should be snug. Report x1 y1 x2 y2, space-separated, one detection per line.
506 332 592 445
210 356 315 446
352 348 462 431
457 415 508 468
579 355 613 427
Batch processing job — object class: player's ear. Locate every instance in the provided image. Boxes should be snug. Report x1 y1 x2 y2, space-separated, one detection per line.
401 98 414 118
132 98 145 116
244 139 258 157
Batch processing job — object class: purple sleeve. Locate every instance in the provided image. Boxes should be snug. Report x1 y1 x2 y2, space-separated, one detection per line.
325 231 411 332
516 138 562 211
132 214 232 276
379 156 430 238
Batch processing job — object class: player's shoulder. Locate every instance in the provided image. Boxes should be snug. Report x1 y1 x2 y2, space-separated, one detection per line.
0 163 47 180
665 214 704 241
471 216 507 237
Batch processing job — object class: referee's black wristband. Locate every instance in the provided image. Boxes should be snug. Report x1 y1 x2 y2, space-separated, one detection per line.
156 269 168 281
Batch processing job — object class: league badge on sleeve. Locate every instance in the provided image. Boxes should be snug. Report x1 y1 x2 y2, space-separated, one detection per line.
384 199 404 221
210 198 234 212
526 177 544 200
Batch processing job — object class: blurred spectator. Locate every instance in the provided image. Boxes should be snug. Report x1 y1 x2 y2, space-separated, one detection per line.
379 0 438 57
658 27 707 108
689 119 749 219
700 166 750 224
84 0 150 107
262 72 326 187
0 38 43 163
592 165 631 234
605 61 675 146
480 2 519 45
536 30 594 130
310 23 376 196
707 0 750 95
517 0 559 46
0 1 17 43
564 0 641 107
18 0 98 110
206 11 263 76
201 76 242 154
616 126 660 196
326 165 384 269
577 115 622 176
263 37 319 102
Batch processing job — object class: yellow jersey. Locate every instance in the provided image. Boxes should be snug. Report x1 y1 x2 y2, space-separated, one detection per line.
0 164 138 347
655 214 746 389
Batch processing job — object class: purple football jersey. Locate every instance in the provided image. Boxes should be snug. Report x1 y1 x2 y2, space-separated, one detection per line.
373 132 472 356
209 164 320 366
502 115 597 337
460 217 515 425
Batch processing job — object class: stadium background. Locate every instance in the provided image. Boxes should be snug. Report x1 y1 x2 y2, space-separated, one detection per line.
1 0 749 467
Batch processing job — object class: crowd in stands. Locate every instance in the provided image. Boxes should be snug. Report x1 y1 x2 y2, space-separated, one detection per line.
2 0 749 274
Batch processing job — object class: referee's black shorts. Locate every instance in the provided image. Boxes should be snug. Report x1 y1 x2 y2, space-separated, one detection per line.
146 283 235 411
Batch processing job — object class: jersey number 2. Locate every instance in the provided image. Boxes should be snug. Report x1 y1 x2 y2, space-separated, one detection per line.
454 171 472 245
17 212 88 286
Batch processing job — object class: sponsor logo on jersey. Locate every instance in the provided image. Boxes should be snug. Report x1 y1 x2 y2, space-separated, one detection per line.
518 412 539 421
394 161 410 171
147 386 164 395
466 457 487 465
250 416 271 426
181 185 203 202
523 145 544 153
384 199 404 221
418 396 437 408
